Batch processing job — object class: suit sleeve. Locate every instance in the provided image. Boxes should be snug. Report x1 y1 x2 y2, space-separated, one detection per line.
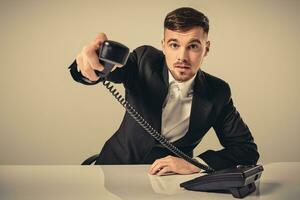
68 46 146 88
198 84 260 170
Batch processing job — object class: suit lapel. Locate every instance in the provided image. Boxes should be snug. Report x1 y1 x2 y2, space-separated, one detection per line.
173 70 214 147
162 60 169 86
189 70 213 131
149 61 213 147
145 58 169 134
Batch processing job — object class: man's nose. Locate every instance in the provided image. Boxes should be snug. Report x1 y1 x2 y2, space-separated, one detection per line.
177 47 188 62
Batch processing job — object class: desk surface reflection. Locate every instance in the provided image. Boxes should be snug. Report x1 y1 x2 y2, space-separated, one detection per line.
0 162 299 200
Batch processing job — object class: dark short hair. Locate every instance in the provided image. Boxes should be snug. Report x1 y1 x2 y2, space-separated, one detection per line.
164 7 209 34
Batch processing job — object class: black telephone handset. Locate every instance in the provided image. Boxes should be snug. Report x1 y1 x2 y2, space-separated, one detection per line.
96 40 263 198
95 40 130 78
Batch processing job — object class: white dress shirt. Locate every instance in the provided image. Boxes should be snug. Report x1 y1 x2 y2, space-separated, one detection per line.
161 71 207 166
161 71 196 142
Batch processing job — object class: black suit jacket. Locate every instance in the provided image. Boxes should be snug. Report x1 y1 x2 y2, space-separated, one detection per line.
69 45 259 170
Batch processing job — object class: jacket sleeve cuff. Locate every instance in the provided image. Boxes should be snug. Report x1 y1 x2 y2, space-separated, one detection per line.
193 156 209 166
68 60 103 85
198 150 235 171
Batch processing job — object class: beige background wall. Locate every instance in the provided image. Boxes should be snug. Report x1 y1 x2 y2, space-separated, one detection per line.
0 0 299 165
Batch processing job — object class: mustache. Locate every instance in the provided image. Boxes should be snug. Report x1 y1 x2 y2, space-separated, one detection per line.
173 61 191 67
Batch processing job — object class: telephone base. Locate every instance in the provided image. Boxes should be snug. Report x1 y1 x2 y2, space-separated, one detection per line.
180 165 263 198
230 182 256 198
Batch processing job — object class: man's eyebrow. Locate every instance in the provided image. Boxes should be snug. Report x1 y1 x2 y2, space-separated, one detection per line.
188 39 202 44
166 38 202 44
166 38 178 44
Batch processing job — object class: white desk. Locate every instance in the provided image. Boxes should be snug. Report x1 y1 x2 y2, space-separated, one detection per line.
0 162 299 199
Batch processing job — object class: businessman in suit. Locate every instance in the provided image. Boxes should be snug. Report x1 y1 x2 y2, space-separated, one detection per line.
69 7 259 176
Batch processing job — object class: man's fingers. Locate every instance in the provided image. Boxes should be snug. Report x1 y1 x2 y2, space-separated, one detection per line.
149 159 161 173
84 33 108 72
94 32 108 47
95 32 108 41
149 159 159 173
149 160 169 175
86 68 99 81
149 155 174 174
80 61 99 81
74 33 111 82
156 166 171 176
87 50 104 72
149 155 202 176
81 68 99 82
76 54 84 71
82 45 104 72
91 33 108 70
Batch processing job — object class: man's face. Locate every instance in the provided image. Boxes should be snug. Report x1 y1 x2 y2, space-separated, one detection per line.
162 27 210 82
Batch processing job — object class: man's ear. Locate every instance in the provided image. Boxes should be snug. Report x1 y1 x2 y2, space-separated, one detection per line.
161 39 165 55
204 41 210 57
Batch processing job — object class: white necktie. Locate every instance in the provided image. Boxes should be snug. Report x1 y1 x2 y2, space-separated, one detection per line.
162 81 192 142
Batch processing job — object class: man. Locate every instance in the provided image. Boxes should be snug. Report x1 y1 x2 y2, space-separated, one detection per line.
69 7 259 176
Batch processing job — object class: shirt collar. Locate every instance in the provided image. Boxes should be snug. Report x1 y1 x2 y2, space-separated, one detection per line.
168 71 196 97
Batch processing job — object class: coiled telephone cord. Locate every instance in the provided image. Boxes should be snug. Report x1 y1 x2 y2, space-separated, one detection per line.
102 80 214 173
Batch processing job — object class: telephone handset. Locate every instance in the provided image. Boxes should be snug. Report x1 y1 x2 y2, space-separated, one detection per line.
95 40 263 198
95 40 130 77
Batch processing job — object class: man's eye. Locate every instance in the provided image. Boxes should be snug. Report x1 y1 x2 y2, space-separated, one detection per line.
189 44 199 49
169 43 179 49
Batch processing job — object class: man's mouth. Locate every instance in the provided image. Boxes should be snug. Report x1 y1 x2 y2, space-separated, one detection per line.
174 64 191 70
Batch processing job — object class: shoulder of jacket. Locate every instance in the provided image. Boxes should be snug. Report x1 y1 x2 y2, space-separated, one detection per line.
132 45 164 69
201 71 231 99
133 45 163 59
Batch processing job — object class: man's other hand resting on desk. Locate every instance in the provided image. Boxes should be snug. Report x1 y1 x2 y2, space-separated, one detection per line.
149 155 201 176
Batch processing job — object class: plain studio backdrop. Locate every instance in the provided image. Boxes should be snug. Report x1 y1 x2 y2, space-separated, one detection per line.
0 0 299 165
